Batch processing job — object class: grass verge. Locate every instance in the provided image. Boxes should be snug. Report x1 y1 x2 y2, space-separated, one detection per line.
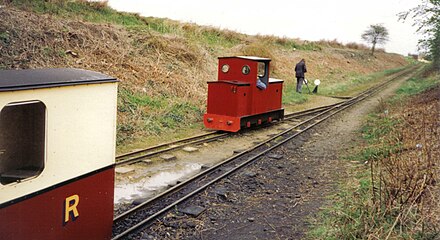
319 65 408 97
117 88 204 146
308 70 440 239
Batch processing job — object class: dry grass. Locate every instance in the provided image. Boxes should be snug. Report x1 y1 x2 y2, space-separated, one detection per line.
369 88 440 238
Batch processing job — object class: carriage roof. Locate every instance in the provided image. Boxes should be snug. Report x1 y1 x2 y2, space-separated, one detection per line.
0 68 118 92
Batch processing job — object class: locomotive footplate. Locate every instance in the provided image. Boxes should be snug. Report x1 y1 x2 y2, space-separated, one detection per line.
240 109 284 128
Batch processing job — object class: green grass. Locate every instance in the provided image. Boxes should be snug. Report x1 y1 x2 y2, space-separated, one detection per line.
258 36 322 51
318 73 362 96
382 66 407 75
389 70 440 104
395 75 439 96
299 42 322 51
142 17 182 35
308 172 376 239
116 88 204 145
197 29 241 48
361 114 398 142
279 40 322 51
404 56 419 65
10 0 147 27
319 66 407 96
0 31 10 44
282 83 309 104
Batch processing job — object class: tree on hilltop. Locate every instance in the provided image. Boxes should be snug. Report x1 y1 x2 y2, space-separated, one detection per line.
361 24 389 56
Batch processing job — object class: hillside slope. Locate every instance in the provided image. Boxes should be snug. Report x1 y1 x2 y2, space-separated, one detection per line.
0 1 408 149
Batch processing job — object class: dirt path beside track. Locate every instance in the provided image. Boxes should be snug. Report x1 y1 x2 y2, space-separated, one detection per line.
140 74 414 240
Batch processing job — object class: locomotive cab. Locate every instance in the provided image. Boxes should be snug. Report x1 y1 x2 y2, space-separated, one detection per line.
0 68 118 239
204 56 284 132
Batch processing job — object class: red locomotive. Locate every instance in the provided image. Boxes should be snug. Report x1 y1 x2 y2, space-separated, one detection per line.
0 68 118 239
204 56 284 132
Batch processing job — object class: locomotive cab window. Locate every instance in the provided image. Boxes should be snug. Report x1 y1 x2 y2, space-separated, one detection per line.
258 62 266 78
256 62 269 90
0 101 46 185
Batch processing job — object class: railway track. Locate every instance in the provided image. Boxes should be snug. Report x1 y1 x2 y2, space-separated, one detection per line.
116 132 227 165
112 65 420 239
115 102 346 166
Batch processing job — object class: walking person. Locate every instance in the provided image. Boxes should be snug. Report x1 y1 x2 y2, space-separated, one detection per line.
295 59 307 93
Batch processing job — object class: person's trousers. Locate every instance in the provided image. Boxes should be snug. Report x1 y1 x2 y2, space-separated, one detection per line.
296 77 304 93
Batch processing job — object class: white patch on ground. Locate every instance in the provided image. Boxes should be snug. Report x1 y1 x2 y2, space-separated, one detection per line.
114 163 202 204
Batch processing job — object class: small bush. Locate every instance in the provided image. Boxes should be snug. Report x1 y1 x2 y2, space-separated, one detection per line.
316 39 345 49
345 42 369 50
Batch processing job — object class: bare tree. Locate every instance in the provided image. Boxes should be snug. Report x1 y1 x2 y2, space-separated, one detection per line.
361 24 389 55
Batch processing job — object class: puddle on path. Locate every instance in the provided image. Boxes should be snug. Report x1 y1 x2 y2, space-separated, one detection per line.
114 163 202 204
114 124 295 206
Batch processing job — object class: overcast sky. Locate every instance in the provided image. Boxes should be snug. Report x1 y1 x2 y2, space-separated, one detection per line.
108 0 423 55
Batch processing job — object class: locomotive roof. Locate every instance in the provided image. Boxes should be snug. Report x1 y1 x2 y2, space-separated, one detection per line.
0 68 118 92
219 56 271 61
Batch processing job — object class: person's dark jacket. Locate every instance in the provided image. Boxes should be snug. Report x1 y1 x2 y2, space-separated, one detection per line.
295 60 307 78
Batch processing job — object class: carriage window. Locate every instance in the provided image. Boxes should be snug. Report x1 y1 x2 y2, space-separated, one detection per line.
0 101 46 185
258 62 266 77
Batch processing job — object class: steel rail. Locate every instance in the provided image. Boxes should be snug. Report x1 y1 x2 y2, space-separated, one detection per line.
115 132 229 166
116 131 218 160
284 101 346 120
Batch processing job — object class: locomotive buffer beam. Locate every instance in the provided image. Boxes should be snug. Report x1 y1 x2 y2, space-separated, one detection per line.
240 109 284 128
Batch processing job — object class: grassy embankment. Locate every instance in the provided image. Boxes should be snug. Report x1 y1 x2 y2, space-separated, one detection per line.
308 66 440 239
1 0 409 152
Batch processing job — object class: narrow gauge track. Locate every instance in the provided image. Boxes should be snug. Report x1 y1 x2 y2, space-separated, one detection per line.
115 102 345 166
116 132 228 166
112 65 419 239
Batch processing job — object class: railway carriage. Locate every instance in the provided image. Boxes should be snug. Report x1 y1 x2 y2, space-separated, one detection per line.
0 68 118 239
204 56 284 132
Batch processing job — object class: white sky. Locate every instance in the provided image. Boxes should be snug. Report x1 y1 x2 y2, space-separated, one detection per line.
108 0 423 55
